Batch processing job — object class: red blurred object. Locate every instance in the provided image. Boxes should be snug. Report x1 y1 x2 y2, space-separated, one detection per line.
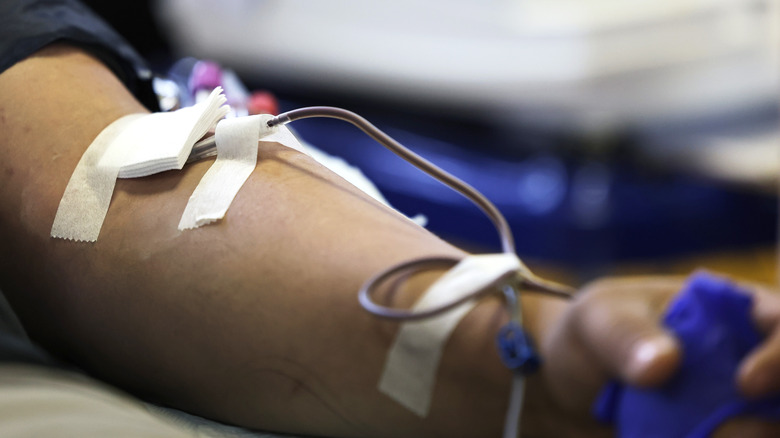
247 91 279 115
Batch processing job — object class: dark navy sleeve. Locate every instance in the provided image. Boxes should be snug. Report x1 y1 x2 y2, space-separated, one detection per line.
0 0 159 111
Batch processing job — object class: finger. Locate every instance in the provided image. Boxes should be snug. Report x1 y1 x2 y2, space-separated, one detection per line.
574 292 682 387
748 285 780 335
738 287 780 398
712 417 780 438
738 327 780 398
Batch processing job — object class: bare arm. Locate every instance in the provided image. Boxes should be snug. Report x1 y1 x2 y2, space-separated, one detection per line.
6 44 780 438
0 44 530 438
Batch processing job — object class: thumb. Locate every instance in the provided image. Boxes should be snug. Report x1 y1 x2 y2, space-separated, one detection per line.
622 332 681 387
577 299 681 387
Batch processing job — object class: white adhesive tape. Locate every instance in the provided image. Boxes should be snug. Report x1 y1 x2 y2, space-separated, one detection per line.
259 124 309 155
178 115 272 229
51 87 228 242
178 114 313 230
50 114 147 242
378 253 522 417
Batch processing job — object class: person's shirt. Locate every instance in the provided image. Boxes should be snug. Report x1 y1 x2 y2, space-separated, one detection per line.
0 0 158 111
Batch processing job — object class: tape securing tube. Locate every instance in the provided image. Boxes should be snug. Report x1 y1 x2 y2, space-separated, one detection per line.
50 114 147 242
178 115 266 229
178 113 314 230
51 87 229 242
378 253 522 416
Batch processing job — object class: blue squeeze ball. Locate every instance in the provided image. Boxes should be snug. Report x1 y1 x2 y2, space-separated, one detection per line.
593 272 780 438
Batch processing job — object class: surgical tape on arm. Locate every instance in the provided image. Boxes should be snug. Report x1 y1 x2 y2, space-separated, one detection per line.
378 253 522 417
51 114 147 242
178 115 265 229
51 88 229 241
178 114 306 230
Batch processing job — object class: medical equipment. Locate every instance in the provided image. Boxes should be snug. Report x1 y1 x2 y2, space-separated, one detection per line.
188 106 574 438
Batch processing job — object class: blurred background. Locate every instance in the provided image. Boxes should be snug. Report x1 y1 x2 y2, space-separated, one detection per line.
86 0 779 285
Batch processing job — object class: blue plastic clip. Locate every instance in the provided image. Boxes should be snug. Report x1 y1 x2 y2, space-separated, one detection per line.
496 321 541 374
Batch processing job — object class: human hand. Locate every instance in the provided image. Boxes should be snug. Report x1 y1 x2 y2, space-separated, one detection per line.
522 273 780 438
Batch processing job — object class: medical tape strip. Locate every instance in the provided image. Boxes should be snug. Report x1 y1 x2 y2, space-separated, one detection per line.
50 114 147 242
258 124 309 155
51 88 229 242
378 253 523 417
178 114 282 229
